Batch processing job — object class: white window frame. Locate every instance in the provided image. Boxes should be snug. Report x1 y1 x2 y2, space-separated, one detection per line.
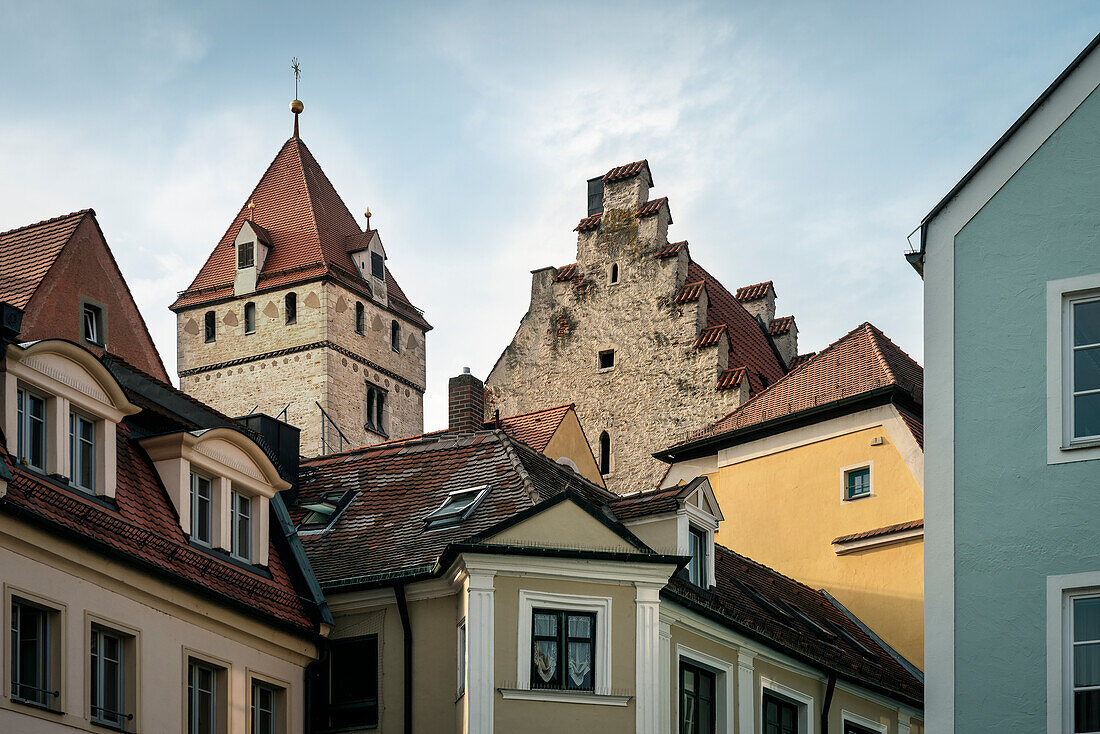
190 472 214 547
674 644 735 734
247 673 285 734
841 709 888 734
90 625 126 727
677 505 718 589
761 677 815 734
231 490 253 563
516 589 612 695
69 409 97 493
1047 274 1100 464
1048 571 1100 734
16 386 48 472
457 618 467 699
81 300 105 346
840 461 874 502
424 485 490 530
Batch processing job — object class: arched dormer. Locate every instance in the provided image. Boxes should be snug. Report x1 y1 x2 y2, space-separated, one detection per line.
140 427 290 567
1 339 139 499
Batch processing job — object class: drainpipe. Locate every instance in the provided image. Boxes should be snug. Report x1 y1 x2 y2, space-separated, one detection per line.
821 674 836 734
395 583 413 734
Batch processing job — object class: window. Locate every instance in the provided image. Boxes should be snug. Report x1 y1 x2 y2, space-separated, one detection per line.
610 264 619 284
844 466 871 500
319 636 378 729
16 387 46 472
1072 595 1100 733
69 411 96 493
90 626 125 727
688 526 708 587
1070 296 1100 442
285 293 297 325
231 491 252 562
370 252 384 280
204 311 216 343
251 680 279 734
391 320 401 352
355 302 365 334
763 693 799 734
457 621 467 698
680 660 716 734
190 473 213 546
599 431 611 475
238 241 255 269
843 721 879 734
244 302 257 334
187 659 219 734
365 383 386 434
599 349 615 370
10 599 56 708
83 302 104 345
424 485 490 530
530 609 595 691
586 176 604 216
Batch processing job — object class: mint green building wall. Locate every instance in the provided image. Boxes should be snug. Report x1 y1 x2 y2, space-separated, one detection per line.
952 85 1100 730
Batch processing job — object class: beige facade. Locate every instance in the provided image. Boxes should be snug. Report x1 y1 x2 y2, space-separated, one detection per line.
177 280 426 457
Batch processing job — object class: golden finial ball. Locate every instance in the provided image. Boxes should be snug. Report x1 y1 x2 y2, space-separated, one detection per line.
290 99 304 114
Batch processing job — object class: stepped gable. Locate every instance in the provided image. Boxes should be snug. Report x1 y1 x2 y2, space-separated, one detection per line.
683 322 923 443
170 136 428 329
0 210 89 308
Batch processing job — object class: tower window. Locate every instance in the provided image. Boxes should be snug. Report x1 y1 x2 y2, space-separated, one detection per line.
285 293 297 324
371 252 385 280
391 320 401 353
609 264 619 284
244 302 256 334
355 302 365 335
598 350 615 370
237 241 255 269
204 311 216 343
599 431 611 476
365 382 386 435
587 177 604 217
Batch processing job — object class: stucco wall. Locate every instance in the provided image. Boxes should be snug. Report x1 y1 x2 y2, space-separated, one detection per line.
543 410 605 486
948 81 1100 731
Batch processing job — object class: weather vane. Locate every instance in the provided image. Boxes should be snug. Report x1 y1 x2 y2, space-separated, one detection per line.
290 58 304 137
291 57 301 99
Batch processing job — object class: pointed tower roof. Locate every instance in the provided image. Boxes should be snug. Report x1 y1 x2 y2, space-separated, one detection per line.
171 136 428 330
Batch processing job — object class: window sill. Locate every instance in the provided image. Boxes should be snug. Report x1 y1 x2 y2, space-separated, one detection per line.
598 367 615 373
843 493 872 502
12 696 63 715
497 688 630 706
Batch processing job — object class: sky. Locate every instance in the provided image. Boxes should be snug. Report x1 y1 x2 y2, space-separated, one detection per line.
2 1 1098 430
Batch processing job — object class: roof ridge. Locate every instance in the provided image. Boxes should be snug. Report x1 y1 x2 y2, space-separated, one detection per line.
864 322 924 383
287 138 327 271
495 403 574 421
0 208 91 238
862 322 897 384
494 430 541 504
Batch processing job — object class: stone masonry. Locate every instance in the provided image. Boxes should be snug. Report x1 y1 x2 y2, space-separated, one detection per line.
486 161 800 494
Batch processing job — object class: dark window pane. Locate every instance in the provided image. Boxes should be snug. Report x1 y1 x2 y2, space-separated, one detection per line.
371 252 384 279
532 640 558 687
1075 300 1100 346
1077 643 1100 687
1076 347 1100 393
566 641 593 689
1077 598 1100 641
567 614 592 639
1075 393 1100 439
534 613 556 637
1076 689 1100 733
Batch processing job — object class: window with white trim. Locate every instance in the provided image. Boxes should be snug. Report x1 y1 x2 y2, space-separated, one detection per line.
187 657 225 734
1071 593 1100 733
457 620 467 698
90 625 128 727
231 490 252 562
250 679 283 734
82 302 105 346
190 473 213 547
844 466 871 501
10 597 60 709
1068 295 1100 442
70 410 96 493
680 659 716 734
687 525 708 587
531 609 595 691
16 387 47 472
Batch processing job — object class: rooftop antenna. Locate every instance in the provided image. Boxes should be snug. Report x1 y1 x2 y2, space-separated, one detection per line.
290 57 304 138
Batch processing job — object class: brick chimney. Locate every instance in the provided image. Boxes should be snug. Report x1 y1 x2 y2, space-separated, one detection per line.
449 368 486 434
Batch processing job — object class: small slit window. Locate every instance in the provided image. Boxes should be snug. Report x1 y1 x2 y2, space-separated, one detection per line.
244 302 256 334
391 320 401 353
204 311 216 343
598 350 615 370
285 293 297 325
355 302 365 335
424 485 491 529
599 431 611 476
609 264 619 284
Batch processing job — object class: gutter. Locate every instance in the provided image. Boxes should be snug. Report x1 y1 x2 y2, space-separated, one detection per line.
395 583 413 734
272 493 334 627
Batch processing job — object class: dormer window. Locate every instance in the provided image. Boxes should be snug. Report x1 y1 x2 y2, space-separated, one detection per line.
16 388 46 472
190 473 213 547
238 241 255 270
424 485 490 530
231 491 252 562
371 252 384 280
69 411 96 493
687 525 708 587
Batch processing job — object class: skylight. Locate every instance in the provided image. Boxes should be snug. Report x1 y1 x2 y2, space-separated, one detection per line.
424 485 491 530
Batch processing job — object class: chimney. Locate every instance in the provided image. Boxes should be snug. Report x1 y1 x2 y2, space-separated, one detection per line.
449 367 486 434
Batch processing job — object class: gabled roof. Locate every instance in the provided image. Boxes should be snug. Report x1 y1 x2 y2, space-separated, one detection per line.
669 323 922 450
0 209 90 308
171 136 428 329
487 403 574 453
609 475 716 522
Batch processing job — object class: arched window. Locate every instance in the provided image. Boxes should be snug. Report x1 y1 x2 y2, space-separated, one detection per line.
355 302 365 335
285 292 297 324
610 263 619 284
599 431 611 476
244 302 256 334
204 311 216 343
391 320 401 353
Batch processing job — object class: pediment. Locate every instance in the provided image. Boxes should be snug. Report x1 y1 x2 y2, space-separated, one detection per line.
487 499 638 553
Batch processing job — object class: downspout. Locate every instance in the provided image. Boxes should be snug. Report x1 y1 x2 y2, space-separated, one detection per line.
395 582 413 734
821 673 836 734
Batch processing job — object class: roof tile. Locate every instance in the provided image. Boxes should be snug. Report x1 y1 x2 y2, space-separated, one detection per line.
0 210 89 308
734 281 774 302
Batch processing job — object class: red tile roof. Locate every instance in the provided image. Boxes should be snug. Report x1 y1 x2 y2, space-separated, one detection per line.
790 352 817 369
487 403 574 453
609 481 698 521
735 281 774 302
553 263 579 282
0 210 89 308
717 367 746 391
682 323 923 444
769 316 794 336
899 409 923 449
603 160 653 185
655 241 687 259
575 213 603 232
833 519 924 545
574 197 671 231
170 137 428 329
694 325 727 349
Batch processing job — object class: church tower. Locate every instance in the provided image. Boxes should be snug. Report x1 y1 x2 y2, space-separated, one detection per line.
171 101 429 457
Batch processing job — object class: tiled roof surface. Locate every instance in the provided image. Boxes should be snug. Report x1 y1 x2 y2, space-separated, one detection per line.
667 544 922 705
574 197 671 232
609 482 695 521
603 160 652 184
675 280 705 303
171 137 428 329
694 325 727 349
0 210 89 308
292 431 617 585
655 241 687 259
790 352 817 369
0 425 315 630
833 519 924 545
735 281 774 302
488 404 574 453
575 213 603 232
683 323 923 443
769 316 794 336
899 409 923 450
553 263 579 282
716 367 746 391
